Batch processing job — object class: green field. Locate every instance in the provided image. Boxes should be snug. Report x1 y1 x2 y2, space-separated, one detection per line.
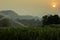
0 26 60 40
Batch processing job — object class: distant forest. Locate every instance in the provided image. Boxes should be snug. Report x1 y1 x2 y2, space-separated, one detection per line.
0 10 60 27
42 14 60 25
0 14 60 27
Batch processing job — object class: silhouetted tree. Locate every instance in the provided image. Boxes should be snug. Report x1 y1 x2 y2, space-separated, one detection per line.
53 15 60 24
42 14 60 25
42 15 48 25
47 15 53 24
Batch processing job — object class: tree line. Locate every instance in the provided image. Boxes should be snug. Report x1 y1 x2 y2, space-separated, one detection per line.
42 14 60 25
0 14 60 27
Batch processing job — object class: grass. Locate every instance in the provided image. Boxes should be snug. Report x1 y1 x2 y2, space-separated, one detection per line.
0 26 60 40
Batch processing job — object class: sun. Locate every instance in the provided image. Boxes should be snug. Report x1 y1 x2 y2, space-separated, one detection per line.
52 1 56 8
53 4 56 8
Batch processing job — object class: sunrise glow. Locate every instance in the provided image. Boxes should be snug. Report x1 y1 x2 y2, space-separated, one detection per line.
52 1 56 8
53 4 56 8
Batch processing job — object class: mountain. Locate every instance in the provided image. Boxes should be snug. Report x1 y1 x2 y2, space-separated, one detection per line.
0 10 42 27
0 10 41 20
0 10 18 19
17 15 40 20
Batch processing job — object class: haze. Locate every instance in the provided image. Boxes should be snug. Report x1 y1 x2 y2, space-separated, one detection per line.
0 0 60 17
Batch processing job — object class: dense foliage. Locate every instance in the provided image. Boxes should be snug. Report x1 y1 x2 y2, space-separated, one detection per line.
42 14 60 25
0 27 60 40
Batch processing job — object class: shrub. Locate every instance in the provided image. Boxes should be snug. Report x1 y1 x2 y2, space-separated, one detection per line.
0 27 60 40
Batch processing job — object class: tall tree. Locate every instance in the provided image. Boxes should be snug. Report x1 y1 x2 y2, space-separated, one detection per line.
42 15 48 25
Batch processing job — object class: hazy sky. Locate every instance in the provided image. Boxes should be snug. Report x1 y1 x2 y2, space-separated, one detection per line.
0 0 60 17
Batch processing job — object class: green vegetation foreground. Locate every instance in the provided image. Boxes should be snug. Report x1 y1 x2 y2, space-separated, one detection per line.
0 26 60 40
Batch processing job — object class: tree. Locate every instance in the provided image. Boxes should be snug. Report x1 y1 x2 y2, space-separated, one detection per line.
53 15 60 24
42 15 48 25
47 15 53 24
42 14 60 25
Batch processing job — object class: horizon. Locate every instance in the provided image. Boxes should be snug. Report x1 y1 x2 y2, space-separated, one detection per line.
0 0 60 17
0 9 60 18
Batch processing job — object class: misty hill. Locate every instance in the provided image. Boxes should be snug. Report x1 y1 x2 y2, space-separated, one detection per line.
17 15 41 21
0 10 41 20
0 10 42 27
0 10 18 19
